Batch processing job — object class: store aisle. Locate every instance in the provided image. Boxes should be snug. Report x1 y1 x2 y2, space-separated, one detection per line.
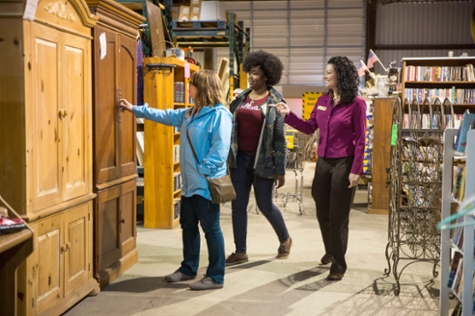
63 164 443 316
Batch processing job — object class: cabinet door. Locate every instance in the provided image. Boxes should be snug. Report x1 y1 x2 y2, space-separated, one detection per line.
32 214 63 315
117 35 137 178
120 179 137 256
94 27 120 185
30 23 62 211
61 32 92 202
95 185 122 274
64 202 92 297
370 98 394 214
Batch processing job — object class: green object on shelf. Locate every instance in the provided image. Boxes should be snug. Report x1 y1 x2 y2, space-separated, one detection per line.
390 123 398 146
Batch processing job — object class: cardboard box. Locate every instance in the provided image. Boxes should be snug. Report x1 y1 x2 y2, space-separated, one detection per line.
200 1 226 21
190 5 201 21
190 0 202 7
178 5 190 21
171 6 179 21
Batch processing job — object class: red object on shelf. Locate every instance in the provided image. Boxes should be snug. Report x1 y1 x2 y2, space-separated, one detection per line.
0 215 26 234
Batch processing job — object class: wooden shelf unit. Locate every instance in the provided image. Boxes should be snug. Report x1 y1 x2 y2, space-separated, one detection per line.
142 57 199 228
401 57 475 113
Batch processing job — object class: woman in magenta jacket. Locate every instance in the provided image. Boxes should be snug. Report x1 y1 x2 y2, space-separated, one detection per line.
274 56 366 281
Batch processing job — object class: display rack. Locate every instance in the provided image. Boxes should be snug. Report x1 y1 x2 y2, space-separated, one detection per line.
384 97 450 295
440 129 475 316
142 57 199 229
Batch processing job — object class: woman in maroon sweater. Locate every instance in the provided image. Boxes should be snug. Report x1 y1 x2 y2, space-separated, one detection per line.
274 56 366 281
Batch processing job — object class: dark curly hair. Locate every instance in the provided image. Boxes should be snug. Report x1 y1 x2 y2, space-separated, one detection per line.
326 56 360 104
242 50 283 86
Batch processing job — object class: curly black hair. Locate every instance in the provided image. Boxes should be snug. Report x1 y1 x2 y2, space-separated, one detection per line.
326 56 360 104
242 50 283 86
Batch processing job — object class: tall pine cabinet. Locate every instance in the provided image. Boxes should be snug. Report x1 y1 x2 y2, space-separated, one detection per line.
86 0 144 289
0 0 98 314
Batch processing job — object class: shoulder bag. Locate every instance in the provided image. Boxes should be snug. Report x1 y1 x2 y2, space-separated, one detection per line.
186 130 236 204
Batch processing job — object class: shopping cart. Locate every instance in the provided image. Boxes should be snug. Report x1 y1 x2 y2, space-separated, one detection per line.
274 129 306 215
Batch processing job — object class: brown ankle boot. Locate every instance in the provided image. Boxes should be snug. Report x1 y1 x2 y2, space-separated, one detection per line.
276 237 292 259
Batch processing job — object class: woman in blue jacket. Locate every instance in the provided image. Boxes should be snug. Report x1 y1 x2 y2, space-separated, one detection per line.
120 69 232 291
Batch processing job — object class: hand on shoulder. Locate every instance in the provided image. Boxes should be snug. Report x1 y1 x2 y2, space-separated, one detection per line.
269 102 290 116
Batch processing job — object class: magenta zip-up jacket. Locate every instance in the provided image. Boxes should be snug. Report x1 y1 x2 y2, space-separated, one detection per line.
284 94 366 175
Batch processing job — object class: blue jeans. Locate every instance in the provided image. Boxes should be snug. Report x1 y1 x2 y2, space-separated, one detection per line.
230 150 290 253
178 195 225 284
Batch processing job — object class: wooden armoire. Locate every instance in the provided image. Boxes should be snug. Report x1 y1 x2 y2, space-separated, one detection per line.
0 0 99 315
85 0 145 288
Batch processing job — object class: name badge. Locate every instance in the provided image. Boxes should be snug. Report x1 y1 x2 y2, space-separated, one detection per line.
317 105 326 111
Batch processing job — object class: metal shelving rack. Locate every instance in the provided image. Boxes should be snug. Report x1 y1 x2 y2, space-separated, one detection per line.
165 0 250 97
113 0 250 96
385 97 452 295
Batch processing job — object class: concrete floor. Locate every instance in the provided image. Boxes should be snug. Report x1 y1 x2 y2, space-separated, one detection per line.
63 163 447 316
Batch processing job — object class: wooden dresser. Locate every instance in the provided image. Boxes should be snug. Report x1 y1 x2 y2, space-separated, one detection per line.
86 0 145 289
0 0 98 314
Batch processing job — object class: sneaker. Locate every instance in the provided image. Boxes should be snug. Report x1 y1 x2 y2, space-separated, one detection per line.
165 270 196 282
189 276 224 291
276 237 292 259
225 252 249 266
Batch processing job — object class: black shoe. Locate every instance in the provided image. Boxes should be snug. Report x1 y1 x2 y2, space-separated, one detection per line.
320 253 333 265
327 272 344 281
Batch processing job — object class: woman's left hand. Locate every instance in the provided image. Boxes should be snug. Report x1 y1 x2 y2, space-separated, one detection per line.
275 174 285 188
348 173 360 188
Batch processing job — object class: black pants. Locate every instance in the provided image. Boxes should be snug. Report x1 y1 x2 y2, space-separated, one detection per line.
312 156 355 274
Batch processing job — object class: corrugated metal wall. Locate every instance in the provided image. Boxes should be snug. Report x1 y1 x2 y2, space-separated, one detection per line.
212 0 365 86
372 1 475 74
203 1 474 87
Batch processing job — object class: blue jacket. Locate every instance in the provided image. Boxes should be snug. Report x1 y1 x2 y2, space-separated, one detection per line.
134 104 232 201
